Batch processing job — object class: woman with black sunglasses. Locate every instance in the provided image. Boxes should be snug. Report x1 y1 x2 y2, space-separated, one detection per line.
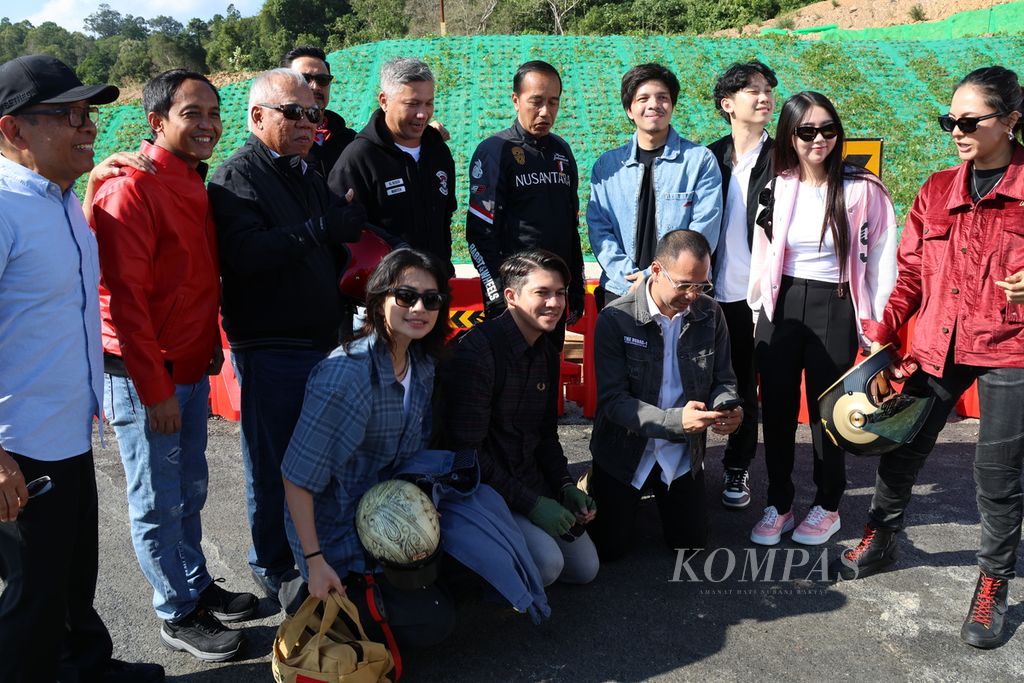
838 66 1024 650
280 248 457 648
747 91 898 548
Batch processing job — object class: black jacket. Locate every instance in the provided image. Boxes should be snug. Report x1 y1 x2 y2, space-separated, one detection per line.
329 108 456 276
707 134 774 251
439 312 571 514
208 135 351 351
307 109 357 180
466 119 585 315
590 278 739 485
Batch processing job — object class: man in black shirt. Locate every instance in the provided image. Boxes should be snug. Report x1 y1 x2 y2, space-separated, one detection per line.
466 61 585 337
281 46 356 178
440 250 599 587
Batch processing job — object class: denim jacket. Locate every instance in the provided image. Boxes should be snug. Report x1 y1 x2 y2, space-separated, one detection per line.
590 277 739 485
587 127 723 296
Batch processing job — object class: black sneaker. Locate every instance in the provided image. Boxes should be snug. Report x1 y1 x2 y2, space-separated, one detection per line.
100 658 165 682
832 523 898 580
721 467 751 509
961 572 1009 649
160 608 243 662
199 578 258 622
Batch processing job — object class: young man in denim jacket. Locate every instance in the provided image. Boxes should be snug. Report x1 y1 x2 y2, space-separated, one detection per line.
587 63 722 310
588 230 741 561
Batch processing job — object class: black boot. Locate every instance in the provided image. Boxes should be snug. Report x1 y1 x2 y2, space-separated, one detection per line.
831 523 898 580
960 572 1009 649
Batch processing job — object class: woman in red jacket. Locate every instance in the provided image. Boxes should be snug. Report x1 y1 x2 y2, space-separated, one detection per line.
838 66 1024 650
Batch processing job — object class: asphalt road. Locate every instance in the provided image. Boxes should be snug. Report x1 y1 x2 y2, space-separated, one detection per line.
85 407 1023 682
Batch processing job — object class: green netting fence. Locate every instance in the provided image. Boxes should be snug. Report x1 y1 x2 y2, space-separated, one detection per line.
793 2 1024 41
90 34 1024 262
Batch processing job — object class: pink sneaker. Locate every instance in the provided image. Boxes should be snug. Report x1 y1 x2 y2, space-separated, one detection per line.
750 506 795 546
791 505 841 545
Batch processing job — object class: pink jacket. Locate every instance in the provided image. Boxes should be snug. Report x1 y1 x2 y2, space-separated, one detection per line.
747 171 898 348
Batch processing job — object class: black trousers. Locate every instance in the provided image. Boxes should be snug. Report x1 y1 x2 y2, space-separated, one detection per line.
868 343 1024 579
0 450 113 682
718 299 759 470
588 463 707 561
754 276 857 514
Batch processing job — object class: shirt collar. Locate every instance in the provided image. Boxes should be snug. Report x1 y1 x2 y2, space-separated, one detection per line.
139 140 209 180
496 309 534 358
946 143 1024 209
265 145 307 174
735 130 768 169
0 153 67 200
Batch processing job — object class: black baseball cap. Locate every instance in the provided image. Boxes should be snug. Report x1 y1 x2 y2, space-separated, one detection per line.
0 54 119 117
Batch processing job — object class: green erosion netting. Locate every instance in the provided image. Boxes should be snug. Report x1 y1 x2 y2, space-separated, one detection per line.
818 2 1024 41
90 35 1024 262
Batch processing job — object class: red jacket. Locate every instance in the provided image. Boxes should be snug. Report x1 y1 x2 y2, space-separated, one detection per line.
863 145 1024 376
94 141 220 405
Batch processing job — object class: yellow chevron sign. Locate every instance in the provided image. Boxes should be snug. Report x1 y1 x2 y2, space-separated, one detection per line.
450 309 486 328
843 138 884 178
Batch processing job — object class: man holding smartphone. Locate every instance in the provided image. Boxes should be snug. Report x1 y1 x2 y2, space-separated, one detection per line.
587 230 742 560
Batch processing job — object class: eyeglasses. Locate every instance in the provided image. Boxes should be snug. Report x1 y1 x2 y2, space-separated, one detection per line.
20 105 99 128
937 111 1007 134
794 123 839 142
386 287 448 311
656 266 713 295
301 73 334 87
258 103 322 123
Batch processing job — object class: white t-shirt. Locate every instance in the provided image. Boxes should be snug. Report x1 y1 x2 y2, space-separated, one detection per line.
715 132 765 303
399 353 413 414
395 143 421 162
782 181 842 283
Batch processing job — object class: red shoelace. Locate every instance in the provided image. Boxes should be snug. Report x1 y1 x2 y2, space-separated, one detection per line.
968 575 1005 627
844 525 878 561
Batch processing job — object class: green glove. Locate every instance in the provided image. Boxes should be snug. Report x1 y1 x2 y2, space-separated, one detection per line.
561 485 596 515
528 496 576 538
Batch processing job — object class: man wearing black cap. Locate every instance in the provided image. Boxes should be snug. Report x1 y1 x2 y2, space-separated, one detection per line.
0 54 164 682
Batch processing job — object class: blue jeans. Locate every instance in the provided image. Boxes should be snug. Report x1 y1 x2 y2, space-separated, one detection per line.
104 374 212 621
869 353 1024 579
232 348 326 586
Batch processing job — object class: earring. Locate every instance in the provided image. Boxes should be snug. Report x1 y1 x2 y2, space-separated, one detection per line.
1009 130 1015 140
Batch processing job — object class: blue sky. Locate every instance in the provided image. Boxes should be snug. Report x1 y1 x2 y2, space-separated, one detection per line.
0 0 263 33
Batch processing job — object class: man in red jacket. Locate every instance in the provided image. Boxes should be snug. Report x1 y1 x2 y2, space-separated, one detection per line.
92 69 257 663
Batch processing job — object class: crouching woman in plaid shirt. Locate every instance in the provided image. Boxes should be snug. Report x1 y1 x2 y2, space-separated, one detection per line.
281 248 455 648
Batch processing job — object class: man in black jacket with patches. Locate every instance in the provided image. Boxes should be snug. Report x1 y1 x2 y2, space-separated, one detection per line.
466 61 585 342
208 68 364 605
329 57 456 276
706 60 777 510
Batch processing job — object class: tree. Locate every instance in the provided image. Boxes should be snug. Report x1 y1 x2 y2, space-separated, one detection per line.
148 15 184 36
0 18 31 64
84 4 122 39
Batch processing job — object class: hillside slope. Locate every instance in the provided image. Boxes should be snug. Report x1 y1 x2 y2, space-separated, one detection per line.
92 34 1024 259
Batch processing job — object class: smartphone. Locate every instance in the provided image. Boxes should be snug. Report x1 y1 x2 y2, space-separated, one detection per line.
712 397 743 411
26 476 53 499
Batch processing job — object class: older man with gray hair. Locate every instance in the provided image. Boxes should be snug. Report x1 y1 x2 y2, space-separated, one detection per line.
208 68 365 606
329 57 456 276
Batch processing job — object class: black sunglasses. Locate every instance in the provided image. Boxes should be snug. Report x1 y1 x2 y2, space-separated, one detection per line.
301 73 334 87
937 111 1007 134
20 105 99 128
258 103 322 123
794 123 839 142
387 287 448 311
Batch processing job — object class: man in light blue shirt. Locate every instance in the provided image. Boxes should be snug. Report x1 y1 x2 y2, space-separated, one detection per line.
0 55 162 682
587 63 723 309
